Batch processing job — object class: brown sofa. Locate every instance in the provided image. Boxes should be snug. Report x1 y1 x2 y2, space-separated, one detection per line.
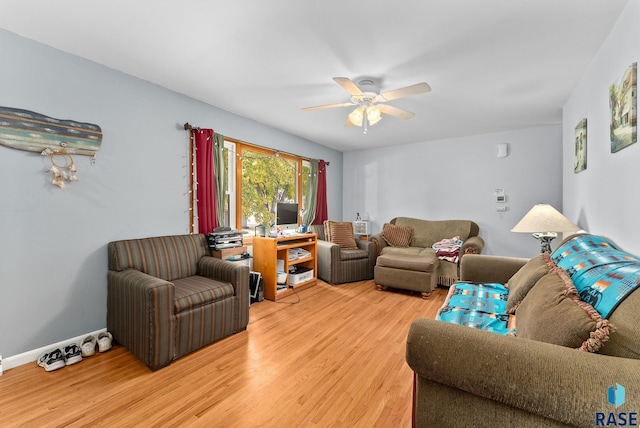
371 217 484 294
107 234 250 371
406 239 640 427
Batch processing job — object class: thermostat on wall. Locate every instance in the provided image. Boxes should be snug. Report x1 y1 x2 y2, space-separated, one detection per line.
497 143 509 158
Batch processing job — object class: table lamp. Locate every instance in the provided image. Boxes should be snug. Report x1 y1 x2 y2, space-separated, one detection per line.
511 204 580 253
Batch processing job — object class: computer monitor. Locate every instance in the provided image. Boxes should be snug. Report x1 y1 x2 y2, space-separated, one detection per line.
276 202 299 234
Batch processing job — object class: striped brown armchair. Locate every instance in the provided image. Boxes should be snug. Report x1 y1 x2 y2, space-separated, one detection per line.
309 223 376 285
107 234 250 371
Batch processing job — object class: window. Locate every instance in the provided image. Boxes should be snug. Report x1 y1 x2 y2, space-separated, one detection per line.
222 138 310 235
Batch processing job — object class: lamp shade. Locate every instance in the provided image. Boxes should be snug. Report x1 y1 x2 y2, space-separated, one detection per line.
511 204 580 233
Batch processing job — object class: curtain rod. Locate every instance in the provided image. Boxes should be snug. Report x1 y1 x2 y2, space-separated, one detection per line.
182 122 329 166
183 122 200 131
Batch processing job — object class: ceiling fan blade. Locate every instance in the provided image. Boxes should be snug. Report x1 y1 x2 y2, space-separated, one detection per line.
302 102 355 111
378 104 415 120
333 77 363 95
380 82 431 101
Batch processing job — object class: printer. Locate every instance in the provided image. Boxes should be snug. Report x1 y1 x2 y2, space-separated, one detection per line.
207 227 243 250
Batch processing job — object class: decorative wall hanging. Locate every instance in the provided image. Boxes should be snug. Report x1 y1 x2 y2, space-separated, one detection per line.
0 106 102 189
574 118 587 173
42 148 78 190
609 62 637 153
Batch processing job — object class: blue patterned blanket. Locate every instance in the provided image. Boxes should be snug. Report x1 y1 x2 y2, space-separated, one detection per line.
437 234 638 335
552 234 640 318
436 282 516 336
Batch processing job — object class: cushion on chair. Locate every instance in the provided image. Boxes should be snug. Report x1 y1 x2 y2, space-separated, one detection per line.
506 253 552 313
515 269 613 352
173 276 236 313
339 248 369 261
323 220 358 249
382 223 413 247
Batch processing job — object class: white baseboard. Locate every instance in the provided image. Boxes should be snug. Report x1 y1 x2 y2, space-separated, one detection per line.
3 328 107 373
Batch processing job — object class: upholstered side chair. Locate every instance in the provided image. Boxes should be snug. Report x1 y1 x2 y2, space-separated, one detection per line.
309 222 376 285
107 234 250 371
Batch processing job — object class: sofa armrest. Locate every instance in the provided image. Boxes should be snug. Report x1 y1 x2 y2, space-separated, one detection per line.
370 233 387 255
460 235 484 255
406 318 640 426
198 256 250 329
316 239 342 284
198 256 249 296
357 239 377 276
459 254 528 284
356 238 377 258
107 269 175 371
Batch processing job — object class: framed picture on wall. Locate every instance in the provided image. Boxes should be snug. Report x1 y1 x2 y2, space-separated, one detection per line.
574 118 587 173
609 62 637 153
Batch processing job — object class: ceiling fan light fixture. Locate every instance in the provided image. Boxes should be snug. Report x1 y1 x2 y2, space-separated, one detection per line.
303 77 430 132
348 107 365 126
366 105 382 126
348 105 382 127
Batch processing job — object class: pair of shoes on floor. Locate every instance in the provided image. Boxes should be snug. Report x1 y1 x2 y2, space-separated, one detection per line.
38 332 113 372
80 331 112 357
37 344 82 372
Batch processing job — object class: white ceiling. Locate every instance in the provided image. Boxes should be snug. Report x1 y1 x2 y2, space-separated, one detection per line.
0 1 629 152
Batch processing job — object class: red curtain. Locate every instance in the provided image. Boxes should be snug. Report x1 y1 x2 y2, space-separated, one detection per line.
312 160 328 224
194 129 218 233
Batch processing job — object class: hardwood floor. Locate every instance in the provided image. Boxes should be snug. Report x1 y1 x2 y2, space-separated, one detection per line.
0 280 447 427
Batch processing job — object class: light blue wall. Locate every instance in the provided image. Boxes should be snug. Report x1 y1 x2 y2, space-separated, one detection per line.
0 29 342 358
563 0 640 256
343 125 564 257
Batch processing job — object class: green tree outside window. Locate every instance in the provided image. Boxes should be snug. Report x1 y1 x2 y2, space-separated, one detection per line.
241 150 297 231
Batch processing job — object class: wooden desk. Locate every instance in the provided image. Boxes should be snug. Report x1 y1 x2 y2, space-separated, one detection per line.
252 234 317 301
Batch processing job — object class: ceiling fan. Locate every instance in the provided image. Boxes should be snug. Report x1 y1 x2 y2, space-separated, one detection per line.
302 77 431 133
